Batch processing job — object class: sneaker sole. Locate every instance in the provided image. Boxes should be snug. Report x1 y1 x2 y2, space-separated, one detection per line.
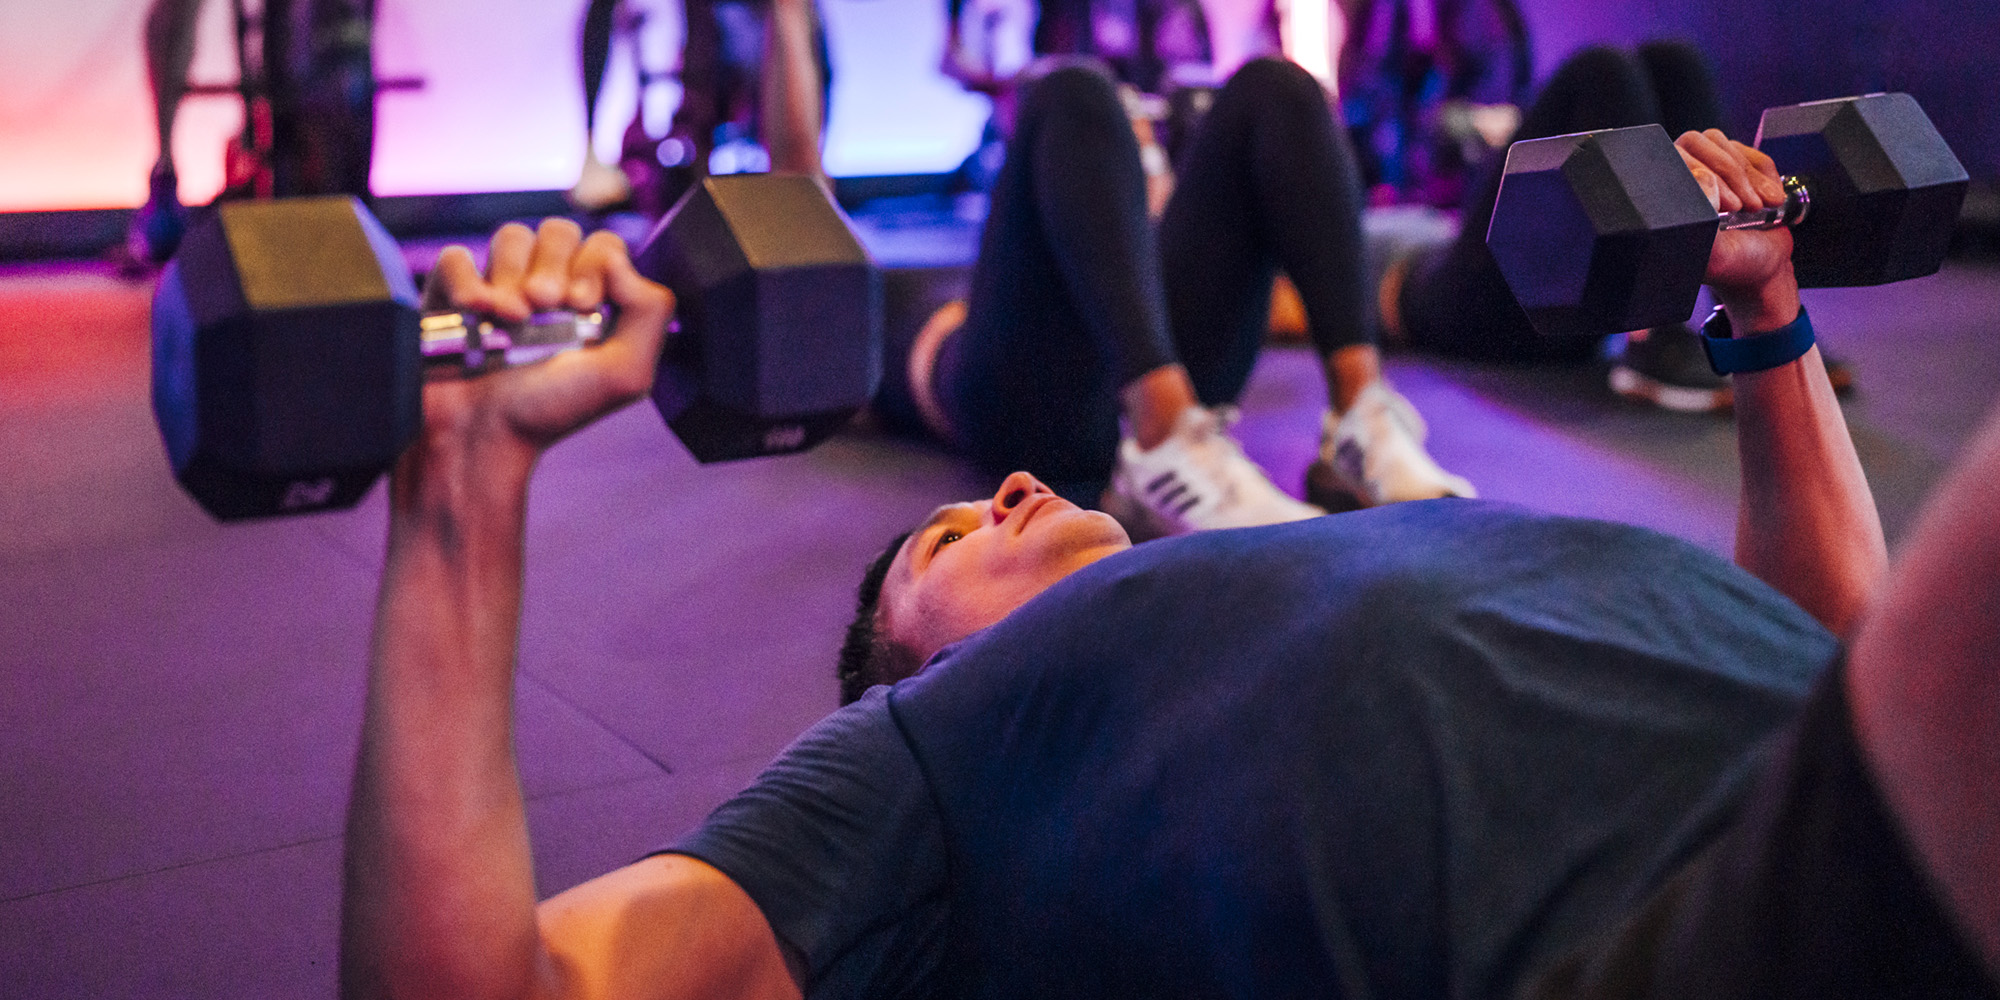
1098 484 1175 542
1302 460 1369 514
1609 365 1733 413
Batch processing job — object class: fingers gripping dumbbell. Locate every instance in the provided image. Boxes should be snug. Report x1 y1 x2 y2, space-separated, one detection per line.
152 178 881 520
1485 92 1969 337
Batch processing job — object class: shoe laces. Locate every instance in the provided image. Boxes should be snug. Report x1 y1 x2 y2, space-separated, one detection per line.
1382 385 1429 441
1345 382 1426 446
1178 406 1268 502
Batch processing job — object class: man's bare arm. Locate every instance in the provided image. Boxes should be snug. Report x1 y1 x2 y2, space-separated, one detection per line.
337 220 798 1000
1677 129 1887 636
1849 404 2000 983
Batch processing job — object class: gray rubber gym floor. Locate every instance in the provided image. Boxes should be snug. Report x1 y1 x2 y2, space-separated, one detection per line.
3 216 1997 996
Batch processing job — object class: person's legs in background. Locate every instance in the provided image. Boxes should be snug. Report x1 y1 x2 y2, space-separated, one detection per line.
940 61 1174 498
1396 45 1658 367
569 0 634 211
1633 39 1724 141
1158 56 1473 508
302 0 376 199
935 61 1318 533
130 0 206 266
263 0 375 202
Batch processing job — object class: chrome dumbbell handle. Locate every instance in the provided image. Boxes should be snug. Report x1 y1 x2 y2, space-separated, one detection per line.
1718 175 1811 231
419 308 611 375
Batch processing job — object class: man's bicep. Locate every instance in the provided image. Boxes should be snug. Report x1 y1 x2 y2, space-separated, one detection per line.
536 854 804 1000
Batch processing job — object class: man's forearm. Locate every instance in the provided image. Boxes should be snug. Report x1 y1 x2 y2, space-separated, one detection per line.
340 429 555 1000
1723 277 1886 637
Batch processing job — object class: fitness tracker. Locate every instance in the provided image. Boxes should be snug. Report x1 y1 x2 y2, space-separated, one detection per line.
1701 304 1816 376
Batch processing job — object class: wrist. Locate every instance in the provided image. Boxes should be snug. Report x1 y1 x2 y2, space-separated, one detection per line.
1713 265 1801 335
390 411 537 530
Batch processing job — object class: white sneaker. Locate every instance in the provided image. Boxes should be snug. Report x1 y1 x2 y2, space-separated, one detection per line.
568 153 633 213
1102 406 1324 539
1307 381 1476 508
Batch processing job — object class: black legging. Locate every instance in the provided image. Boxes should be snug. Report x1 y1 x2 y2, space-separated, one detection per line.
1401 41 1727 362
580 0 834 168
926 58 1368 495
582 0 618 138
264 0 378 200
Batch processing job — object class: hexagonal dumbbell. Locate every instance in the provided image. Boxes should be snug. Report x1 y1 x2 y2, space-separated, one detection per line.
1485 92 1969 337
636 174 882 462
152 180 880 520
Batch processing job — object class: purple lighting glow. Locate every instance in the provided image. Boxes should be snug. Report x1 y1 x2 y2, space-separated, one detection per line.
0 0 990 212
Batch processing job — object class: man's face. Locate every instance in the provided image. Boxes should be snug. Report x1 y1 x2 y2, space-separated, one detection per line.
881 471 1131 668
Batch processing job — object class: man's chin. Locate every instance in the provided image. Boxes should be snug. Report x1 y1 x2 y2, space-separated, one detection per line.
1035 505 1130 549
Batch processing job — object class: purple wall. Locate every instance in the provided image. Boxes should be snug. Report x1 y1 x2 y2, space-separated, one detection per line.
1519 0 1999 180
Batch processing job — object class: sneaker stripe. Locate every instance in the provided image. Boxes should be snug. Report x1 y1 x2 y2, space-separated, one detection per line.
1169 493 1203 516
1145 471 1179 494
1154 482 1189 507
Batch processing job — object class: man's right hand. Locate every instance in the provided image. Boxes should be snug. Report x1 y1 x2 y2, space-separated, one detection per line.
1674 129 1801 333
412 218 674 486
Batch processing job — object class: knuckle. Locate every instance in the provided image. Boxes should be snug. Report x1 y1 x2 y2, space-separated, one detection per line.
525 277 564 308
566 278 602 309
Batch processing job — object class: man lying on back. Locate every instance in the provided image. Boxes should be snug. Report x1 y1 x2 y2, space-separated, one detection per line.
336 109 1996 999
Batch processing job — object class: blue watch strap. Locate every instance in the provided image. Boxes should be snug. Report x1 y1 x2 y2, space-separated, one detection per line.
1701 304 1816 376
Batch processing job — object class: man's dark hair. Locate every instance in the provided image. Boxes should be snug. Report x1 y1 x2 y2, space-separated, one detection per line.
837 532 919 705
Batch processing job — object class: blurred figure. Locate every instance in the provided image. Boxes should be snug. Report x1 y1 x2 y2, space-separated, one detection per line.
262 0 377 203
126 0 378 270
571 0 831 217
129 0 206 267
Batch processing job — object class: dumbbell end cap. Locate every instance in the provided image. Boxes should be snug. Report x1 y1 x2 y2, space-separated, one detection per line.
1756 93 1968 288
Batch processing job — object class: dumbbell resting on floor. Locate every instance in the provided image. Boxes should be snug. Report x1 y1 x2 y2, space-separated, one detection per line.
1485 92 1969 338
152 176 881 520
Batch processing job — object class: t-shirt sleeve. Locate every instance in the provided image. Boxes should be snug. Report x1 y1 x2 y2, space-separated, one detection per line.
661 688 950 999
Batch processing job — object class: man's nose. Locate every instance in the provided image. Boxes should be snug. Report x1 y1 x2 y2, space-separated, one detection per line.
991 471 1048 522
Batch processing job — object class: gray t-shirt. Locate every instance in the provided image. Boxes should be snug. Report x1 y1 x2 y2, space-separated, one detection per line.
670 500 1836 999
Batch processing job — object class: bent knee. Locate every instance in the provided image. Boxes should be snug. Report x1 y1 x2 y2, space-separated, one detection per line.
1220 57 1333 122
1547 45 1650 95
1020 60 1127 131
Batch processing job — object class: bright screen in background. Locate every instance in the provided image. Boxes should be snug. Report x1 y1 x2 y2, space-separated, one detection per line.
0 0 992 212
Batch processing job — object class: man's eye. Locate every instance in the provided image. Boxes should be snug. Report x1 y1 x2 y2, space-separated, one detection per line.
934 531 963 552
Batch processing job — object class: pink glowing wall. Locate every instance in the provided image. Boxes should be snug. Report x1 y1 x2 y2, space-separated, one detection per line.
0 0 991 212
15 0 1986 215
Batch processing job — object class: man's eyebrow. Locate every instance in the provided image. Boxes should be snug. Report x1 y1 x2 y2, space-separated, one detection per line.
913 505 956 536
906 503 971 566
